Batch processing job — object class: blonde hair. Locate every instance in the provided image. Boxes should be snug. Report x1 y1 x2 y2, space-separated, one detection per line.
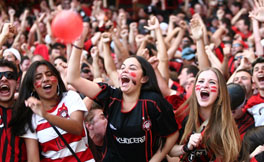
179 68 241 162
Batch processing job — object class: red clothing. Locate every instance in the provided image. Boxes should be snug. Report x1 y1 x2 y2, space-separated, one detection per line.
214 43 225 62
242 93 264 113
232 26 252 40
0 106 27 162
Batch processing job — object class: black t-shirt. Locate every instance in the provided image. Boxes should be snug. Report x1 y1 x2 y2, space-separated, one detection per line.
93 83 178 162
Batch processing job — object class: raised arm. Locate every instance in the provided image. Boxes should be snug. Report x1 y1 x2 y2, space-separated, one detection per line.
101 32 119 87
0 23 16 49
67 24 102 99
128 22 138 54
148 56 176 97
190 17 210 69
231 8 247 25
91 46 102 80
167 21 188 60
249 4 264 57
145 16 169 82
112 28 130 63
12 9 29 48
205 44 222 71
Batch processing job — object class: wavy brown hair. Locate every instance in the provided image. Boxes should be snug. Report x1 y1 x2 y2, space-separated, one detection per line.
179 68 241 162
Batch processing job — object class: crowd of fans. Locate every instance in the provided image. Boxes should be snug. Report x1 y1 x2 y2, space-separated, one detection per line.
1 0 264 161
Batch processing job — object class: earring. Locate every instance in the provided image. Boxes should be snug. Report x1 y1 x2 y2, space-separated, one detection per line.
57 84 60 96
30 91 35 97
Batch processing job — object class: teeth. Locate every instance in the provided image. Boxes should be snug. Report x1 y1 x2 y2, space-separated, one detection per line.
0 85 8 88
43 85 51 88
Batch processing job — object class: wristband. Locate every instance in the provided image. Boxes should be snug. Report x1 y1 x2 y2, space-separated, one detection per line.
72 44 83 50
183 144 192 153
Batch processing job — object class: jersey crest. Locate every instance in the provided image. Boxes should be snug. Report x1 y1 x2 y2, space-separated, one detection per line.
142 120 151 131
57 103 69 118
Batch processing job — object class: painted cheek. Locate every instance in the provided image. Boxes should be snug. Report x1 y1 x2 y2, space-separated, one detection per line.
210 86 217 93
195 85 200 91
34 80 41 88
50 76 58 84
130 72 136 78
130 72 137 85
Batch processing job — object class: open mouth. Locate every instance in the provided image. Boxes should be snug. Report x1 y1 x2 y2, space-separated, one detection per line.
0 84 10 94
43 84 52 90
258 76 264 82
200 91 210 99
121 76 131 86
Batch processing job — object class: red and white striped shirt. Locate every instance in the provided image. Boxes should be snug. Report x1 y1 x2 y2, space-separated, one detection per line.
22 91 94 162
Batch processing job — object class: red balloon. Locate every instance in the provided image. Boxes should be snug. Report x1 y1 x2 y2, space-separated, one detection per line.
51 10 83 43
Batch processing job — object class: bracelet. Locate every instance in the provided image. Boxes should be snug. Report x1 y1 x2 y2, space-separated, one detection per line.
72 44 83 50
182 144 192 153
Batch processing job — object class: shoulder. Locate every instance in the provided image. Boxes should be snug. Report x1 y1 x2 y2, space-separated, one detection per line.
140 91 163 101
64 90 79 97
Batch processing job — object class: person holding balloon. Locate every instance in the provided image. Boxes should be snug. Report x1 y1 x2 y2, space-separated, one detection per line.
67 24 179 161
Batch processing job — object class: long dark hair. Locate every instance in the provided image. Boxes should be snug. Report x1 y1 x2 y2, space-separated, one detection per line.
132 56 161 94
9 60 67 136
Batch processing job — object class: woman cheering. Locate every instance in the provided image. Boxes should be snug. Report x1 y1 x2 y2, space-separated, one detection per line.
67 31 178 162
9 61 94 162
170 68 241 162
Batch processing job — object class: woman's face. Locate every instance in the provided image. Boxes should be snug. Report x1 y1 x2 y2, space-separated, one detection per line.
195 70 219 109
119 57 144 94
33 65 58 100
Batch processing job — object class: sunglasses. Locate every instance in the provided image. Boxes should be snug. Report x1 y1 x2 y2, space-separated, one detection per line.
0 71 17 80
81 69 91 74
234 55 243 61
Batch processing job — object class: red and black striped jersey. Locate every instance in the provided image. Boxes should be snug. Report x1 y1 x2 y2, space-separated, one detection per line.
0 106 27 162
235 112 255 139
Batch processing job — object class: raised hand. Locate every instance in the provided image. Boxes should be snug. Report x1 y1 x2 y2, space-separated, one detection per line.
249 0 264 22
1 23 16 38
129 22 137 32
205 44 215 56
8 8 15 17
217 9 225 20
179 20 188 30
120 28 128 38
148 56 159 70
144 16 160 31
190 18 203 41
91 46 99 58
101 32 111 43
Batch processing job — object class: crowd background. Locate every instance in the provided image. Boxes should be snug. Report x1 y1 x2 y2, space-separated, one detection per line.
1 0 264 161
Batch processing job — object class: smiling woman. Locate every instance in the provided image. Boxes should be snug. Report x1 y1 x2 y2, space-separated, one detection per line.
170 68 241 162
67 34 179 162
9 60 95 162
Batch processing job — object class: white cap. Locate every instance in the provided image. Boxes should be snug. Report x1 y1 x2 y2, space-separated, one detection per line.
3 48 21 62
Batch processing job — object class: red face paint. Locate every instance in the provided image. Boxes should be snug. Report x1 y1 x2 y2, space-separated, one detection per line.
50 76 58 83
195 85 200 91
210 86 217 93
34 80 41 88
130 72 136 78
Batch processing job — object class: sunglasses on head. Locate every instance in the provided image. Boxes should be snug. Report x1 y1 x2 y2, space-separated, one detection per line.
0 71 17 80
